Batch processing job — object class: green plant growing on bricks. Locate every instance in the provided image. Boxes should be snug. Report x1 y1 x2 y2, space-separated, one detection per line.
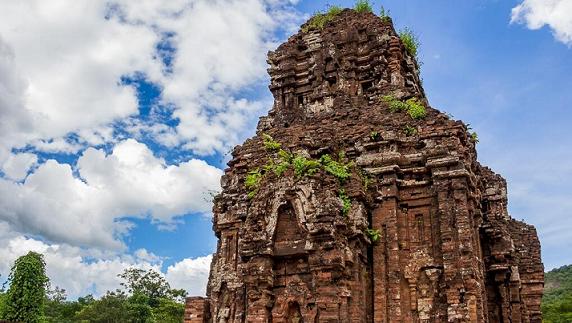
470 132 479 143
248 137 356 199
277 149 293 163
269 149 293 177
274 161 291 177
382 95 427 120
292 155 321 177
379 5 391 23
326 5 343 16
382 95 408 112
339 189 352 216
360 169 372 190
399 27 420 58
262 133 281 151
366 228 381 243
320 154 352 183
465 124 479 144
302 5 343 32
274 164 289 176
264 158 288 177
262 140 292 178
405 98 427 119
245 168 263 199
354 0 373 13
370 131 380 141
1 251 49 323
263 159 277 176
404 125 418 136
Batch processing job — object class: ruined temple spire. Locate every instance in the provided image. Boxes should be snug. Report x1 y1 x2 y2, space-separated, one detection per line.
262 9 426 129
186 8 543 323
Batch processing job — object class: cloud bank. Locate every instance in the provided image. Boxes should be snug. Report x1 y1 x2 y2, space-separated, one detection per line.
0 139 222 249
0 0 301 297
0 223 211 298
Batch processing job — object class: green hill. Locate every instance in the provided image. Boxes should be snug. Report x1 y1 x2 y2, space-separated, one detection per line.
543 265 572 322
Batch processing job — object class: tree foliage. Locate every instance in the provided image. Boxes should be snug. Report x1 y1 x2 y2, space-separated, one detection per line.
55 267 186 322
1 251 49 323
72 289 184 323
0 255 185 323
543 265 572 322
119 267 186 305
75 267 186 322
75 291 131 322
44 293 95 323
151 298 185 323
0 290 6 318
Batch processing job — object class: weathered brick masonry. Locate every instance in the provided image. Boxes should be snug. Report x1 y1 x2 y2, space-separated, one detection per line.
185 9 544 323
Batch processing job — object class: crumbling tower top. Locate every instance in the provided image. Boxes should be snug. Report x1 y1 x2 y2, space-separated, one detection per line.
265 9 425 125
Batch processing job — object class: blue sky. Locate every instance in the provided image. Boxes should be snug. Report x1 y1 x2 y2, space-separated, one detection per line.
0 0 570 298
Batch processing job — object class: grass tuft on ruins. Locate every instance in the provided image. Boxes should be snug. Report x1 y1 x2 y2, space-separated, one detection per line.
185 8 544 323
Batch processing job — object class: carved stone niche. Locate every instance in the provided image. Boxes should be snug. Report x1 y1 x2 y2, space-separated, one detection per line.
286 302 304 323
270 200 313 323
272 201 307 257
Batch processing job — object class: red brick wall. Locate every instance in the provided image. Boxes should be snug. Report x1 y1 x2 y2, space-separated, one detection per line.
184 297 209 323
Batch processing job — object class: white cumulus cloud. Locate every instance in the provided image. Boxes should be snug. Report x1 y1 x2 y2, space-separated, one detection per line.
0 0 301 158
166 255 213 297
511 0 572 46
0 0 301 247
0 0 301 297
1 152 37 181
0 139 222 249
0 0 300 246
0 224 212 298
0 2 151 153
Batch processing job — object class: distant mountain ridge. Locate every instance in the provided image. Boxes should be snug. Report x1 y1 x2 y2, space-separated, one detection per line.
543 265 572 322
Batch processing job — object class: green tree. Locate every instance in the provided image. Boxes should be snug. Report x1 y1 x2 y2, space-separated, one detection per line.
3 265 186 322
44 286 67 322
75 290 130 323
1 252 49 323
0 290 6 317
125 293 154 323
543 265 572 322
44 287 93 323
152 298 185 323
119 268 186 305
115 268 186 322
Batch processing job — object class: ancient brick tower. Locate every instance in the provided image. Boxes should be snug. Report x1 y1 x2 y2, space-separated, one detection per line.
185 9 544 323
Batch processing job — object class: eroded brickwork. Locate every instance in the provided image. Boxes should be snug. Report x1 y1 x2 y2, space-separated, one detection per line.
190 9 544 322
185 297 210 323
